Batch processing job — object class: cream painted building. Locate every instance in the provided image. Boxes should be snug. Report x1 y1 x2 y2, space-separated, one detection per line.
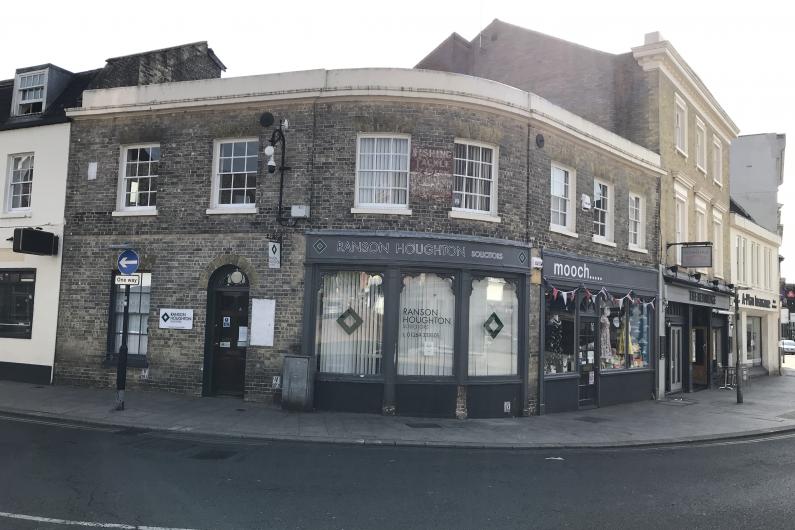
730 201 782 373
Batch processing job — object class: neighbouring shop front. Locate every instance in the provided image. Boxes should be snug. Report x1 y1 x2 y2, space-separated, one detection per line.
302 230 532 418
738 291 779 372
541 251 658 413
664 279 731 393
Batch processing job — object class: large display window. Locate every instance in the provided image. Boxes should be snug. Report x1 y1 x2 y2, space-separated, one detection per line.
544 294 576 375
316 271 385 375
397 273 456 377
468 277 519 376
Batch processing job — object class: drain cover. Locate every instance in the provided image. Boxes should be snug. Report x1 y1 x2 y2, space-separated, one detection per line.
191 449 237 460
574 416 610 424
405 422 442 429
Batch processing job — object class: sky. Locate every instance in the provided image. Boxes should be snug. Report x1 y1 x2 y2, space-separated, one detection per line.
2 0 793 281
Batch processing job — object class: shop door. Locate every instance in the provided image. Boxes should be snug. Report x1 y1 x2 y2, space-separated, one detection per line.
204 266 249 397
692 327 708 386
578 317 598 407
670 326 683 392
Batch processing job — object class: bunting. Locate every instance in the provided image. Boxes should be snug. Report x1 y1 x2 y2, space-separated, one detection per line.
544 282 657 311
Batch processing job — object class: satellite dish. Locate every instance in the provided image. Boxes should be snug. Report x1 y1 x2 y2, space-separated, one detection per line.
260 112 275 127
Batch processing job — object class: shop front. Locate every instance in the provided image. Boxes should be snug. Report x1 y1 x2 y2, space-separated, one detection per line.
737 291 780 373
541 251 658 413
302 230 532 419
664 280 731 393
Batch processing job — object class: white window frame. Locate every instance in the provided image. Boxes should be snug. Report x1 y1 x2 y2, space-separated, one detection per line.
352 133 411 214
712 212 723 278
694 199 707 273
764 247 771 290
5 153 35 213
695 118 707 174
674 185 689 265
450 138 499 219
549 162 577 238
712 137 723 187
207 138 259 214
628 193 646 252
674 93 688 157
592 179 614 245
116 144 160 214
13 70 47 116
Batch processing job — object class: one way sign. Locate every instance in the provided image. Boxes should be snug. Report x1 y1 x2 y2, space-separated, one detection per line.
117 249 140 275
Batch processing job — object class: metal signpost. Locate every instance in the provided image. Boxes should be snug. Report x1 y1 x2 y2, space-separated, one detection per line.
114 249 139 411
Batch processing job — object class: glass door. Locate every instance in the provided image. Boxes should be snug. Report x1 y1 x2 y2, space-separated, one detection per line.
578 318 598 407
670 326 683 392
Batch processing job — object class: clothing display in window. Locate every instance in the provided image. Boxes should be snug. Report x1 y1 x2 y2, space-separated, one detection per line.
599 310 611 360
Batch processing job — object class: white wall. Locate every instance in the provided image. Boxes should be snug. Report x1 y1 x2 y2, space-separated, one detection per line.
0 122 70 373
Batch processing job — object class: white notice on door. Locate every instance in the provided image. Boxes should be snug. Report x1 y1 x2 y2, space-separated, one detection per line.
238 326 248 345
589 371 595 385
250 299 275 347
423 340 435 357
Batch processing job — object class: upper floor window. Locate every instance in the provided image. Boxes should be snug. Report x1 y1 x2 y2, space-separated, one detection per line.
118 145 160 211
628 193 645 250
712 214 723 278
212 139 258 208
695 118 706 173
6 154 34 211
16 71 46 115
712 137 723 186
453 140 497 215
550 163 576 234
674 94 688 155
593 180 612 242
674 190 688 265
355 135 410 209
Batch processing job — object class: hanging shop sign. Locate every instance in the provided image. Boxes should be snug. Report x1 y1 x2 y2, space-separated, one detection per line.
542 251 657 293
680 245 713 268
159 309 194 330
306 231 531 272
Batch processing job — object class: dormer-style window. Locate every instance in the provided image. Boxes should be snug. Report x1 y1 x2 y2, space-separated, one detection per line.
16 71 47 115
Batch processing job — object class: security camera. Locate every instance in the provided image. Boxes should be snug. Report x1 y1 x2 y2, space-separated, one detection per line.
267 156 277 174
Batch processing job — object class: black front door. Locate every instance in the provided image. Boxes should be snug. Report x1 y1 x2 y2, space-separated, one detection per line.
205 266 249 397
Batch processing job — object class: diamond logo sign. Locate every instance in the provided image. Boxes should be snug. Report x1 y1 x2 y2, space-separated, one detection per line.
313 239 328 254
483 312 504 339
337 307 363 335
161 313 170 323
518 251 527 265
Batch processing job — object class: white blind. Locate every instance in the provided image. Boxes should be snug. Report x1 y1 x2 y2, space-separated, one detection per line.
468 277 518 376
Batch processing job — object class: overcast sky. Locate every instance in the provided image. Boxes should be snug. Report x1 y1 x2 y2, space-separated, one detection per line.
3 0 792 281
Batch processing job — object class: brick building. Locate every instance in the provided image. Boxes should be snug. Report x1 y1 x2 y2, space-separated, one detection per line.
0 42 223 385
54 68 661 417
419 20 739 397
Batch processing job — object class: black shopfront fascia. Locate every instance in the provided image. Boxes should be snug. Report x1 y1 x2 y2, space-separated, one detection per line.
302 231 532 418
540 250 658 413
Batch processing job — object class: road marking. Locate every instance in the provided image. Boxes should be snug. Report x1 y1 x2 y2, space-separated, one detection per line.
544 456 565 460
0 414 116 433
0 510 199 529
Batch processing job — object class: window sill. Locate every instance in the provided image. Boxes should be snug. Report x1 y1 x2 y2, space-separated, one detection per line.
628 245 648 254
713 179 723 188
0 211 32 219
351 207 412 216
697 165 707 175
592 236 616 247
112 209 158 217
206 207 257 215
676 146 688 158
448 210 501 223
549 224 578 239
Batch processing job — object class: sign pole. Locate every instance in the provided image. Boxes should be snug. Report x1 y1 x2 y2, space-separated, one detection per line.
115 283 130 410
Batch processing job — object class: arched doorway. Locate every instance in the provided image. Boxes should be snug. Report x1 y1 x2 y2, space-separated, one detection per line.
203 265 249 397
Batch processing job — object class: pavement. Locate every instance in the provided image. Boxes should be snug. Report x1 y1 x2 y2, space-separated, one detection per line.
2 365 795 449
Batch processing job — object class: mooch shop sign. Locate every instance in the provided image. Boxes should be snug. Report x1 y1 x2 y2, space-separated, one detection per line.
543 251 657 292
306 232 531 271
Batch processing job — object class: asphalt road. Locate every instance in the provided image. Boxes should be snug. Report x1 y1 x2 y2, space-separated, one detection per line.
1 415 795 530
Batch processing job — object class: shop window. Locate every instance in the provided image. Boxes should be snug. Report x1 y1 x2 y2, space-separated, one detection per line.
355 135 410 209
316 271 384 375
746 316 762 366
119 145 160 210
453 140 497 215
7 153 34 211
468 277 518 376
110 273 152 356
544 292 576 375
628 301 651 369
213 139 258 207
0 270 35 339
397 273 455 376
600 300 628 370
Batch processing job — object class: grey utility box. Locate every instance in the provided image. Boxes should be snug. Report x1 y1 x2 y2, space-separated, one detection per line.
281 355 314 412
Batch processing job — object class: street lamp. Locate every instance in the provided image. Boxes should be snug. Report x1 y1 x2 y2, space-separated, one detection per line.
262 115 295 226
733 285 752 404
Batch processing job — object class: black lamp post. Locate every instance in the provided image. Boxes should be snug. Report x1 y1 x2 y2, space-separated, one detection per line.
264 117 295 227
733 286 751 404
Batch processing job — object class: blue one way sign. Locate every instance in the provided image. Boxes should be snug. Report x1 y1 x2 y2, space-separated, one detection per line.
117 249 140 275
